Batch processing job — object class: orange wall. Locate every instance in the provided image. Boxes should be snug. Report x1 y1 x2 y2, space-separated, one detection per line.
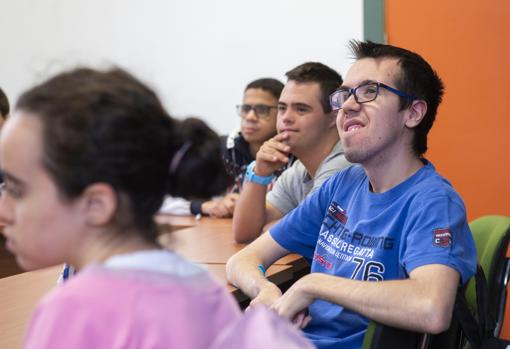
385 0 510 220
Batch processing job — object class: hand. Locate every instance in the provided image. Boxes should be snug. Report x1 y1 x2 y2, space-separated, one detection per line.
201 194 239 218
290 310 312 329
222 193 239 214
271 276 314 328
249 282 282 308
254 133 292 177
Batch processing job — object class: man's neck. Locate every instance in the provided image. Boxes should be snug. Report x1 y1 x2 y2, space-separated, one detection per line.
364 147 424 193
296 132 339 179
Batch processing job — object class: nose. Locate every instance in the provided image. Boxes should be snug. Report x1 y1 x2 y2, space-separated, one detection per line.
244 109 258 122
277 107 295 126
340 93 361 114
0 191 14 227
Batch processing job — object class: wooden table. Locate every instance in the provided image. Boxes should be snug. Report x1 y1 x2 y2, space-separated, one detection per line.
154 214 200 232
0 216 307 348
158 217 307 268
0 266 61 348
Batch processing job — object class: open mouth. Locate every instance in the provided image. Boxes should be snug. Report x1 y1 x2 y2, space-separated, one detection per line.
343 120 365 133
347 125 363 132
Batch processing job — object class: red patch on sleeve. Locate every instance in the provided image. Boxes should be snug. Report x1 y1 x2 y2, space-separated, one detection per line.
433 228 452 247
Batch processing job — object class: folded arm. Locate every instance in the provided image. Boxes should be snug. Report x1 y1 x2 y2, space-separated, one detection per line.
273 263 459 334
232 133 291 243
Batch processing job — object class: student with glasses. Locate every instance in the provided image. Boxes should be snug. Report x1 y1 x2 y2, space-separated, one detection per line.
232 62 351 242
160 78 288 218
227 41 476 349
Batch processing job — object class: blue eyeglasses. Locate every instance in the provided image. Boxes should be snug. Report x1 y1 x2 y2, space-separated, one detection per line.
329 82 416 110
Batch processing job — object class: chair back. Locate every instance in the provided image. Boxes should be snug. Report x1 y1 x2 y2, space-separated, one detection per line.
467 215 510 344
362 215 510 349
361 321 429 349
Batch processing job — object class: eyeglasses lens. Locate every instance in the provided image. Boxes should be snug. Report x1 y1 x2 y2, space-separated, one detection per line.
238 105 271 118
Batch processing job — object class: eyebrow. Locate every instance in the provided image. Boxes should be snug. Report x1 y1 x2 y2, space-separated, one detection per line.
0 170 27 187
277 101 313 111
291 102 312 109
340 79 377 89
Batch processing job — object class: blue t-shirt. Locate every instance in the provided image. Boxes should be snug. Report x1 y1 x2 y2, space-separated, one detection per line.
270 161 477 349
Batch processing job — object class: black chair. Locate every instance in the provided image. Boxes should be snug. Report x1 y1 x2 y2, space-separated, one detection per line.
361 321 430 349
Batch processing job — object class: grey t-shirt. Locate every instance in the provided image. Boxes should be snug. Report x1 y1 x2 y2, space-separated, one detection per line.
267 141 351 215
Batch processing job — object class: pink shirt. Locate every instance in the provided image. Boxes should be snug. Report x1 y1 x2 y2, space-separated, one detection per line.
23 251 241 349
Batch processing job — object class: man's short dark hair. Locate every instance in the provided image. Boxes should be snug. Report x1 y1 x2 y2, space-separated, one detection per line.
349 40 445 156
245 78 284 100
0 87 9 119
285 62 343 113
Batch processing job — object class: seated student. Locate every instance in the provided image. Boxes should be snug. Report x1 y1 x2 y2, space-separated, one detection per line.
0 68 236 348
164 116 234 202
160 78 286 218
232 62 351 242
227 40 477 349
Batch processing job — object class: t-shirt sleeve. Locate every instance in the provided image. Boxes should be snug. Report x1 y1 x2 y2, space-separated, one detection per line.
266 166 301 215
401 194 477 284
270 174 339 260
310 154 351 194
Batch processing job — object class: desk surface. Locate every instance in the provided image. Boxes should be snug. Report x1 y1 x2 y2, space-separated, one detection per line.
0 266 61 348
155 214 199 232
0 216 306 348
158 218 305 267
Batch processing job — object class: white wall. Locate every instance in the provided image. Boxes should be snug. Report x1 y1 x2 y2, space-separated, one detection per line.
0 0 363 134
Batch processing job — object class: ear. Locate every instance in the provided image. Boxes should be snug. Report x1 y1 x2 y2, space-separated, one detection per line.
404 100 427 129
80 183 117 227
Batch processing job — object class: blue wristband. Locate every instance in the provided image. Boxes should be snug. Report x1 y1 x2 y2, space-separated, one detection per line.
257 264 266 276
245 161 274 186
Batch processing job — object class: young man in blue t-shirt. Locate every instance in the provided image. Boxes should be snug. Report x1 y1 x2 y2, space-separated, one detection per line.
226 40 477 349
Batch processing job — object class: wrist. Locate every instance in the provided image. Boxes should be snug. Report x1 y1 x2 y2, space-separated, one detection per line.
298 273 319 300
256 279 281 296
250 270 276 295
245 161 274 186
253 163 272 177
190 200 205 215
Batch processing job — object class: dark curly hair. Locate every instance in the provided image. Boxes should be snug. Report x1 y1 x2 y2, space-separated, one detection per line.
15 67 228 242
